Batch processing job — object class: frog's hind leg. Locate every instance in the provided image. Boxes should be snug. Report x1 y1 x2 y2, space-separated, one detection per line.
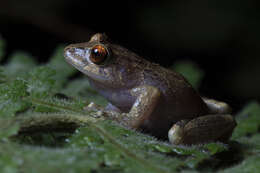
168 114 236 145
203 97 232 114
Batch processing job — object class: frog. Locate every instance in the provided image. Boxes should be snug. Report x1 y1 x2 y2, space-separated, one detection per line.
64 33 236 145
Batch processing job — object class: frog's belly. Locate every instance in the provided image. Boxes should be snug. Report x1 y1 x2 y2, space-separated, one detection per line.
88 80 136 112
99 89 136 112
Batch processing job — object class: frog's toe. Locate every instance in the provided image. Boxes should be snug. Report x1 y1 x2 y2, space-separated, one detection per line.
168 120 189 145
84 102 103 111
203 98 232 114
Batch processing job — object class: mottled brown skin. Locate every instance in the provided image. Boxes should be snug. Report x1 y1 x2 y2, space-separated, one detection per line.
64 33 236 145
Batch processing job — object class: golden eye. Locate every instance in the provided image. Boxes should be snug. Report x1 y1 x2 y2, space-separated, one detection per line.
90 45 108 65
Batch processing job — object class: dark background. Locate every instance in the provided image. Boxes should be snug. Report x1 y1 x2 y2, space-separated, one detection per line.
0 0 259 112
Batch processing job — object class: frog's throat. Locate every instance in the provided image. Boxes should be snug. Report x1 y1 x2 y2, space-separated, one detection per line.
68 60 110 83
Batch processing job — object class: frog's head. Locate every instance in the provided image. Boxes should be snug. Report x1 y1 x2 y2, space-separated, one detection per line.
64 33 142 88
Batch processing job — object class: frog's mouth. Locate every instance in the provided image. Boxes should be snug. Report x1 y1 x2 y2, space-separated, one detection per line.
64 46 113 84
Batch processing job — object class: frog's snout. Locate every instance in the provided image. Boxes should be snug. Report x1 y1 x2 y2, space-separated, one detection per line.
64 45 88 68
64 45 76 58
64 45 83 59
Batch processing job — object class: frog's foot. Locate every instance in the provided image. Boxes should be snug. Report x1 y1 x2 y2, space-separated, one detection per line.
84 102 104 112
203 97 232 114
83 102 106 118
168 114 237 145
103 103 129 123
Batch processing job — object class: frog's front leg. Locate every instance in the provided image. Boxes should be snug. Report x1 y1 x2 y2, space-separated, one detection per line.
168 114 237 145
124 85 161 129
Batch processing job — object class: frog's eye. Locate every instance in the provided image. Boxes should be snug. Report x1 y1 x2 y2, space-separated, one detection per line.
90 45 108 65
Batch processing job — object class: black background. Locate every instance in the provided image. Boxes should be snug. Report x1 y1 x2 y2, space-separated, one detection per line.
0 0 259 112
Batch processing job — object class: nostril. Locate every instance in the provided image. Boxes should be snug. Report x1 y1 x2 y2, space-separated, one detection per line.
65 47 75 53
64 46 86 59
69 48 76 53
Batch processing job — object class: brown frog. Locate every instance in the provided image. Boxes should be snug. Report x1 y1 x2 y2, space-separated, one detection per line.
64 33 236 145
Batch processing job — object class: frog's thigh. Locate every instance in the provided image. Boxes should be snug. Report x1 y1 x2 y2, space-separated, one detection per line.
168 114 236 145
105 103 122 113
128 85 161 129
203 97 232 114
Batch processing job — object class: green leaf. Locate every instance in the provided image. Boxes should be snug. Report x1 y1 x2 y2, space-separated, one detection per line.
0 65 59 117
0 118 19 142
232 101 260 140
204 143 228 155
0 79 29 117
0 142 100 173
0 154 19 173
222 155 260 173
27 97 87 114
3 52 36 78
68 120 182 173
234 134 260 156
171 61 204 89
26 66 56 98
